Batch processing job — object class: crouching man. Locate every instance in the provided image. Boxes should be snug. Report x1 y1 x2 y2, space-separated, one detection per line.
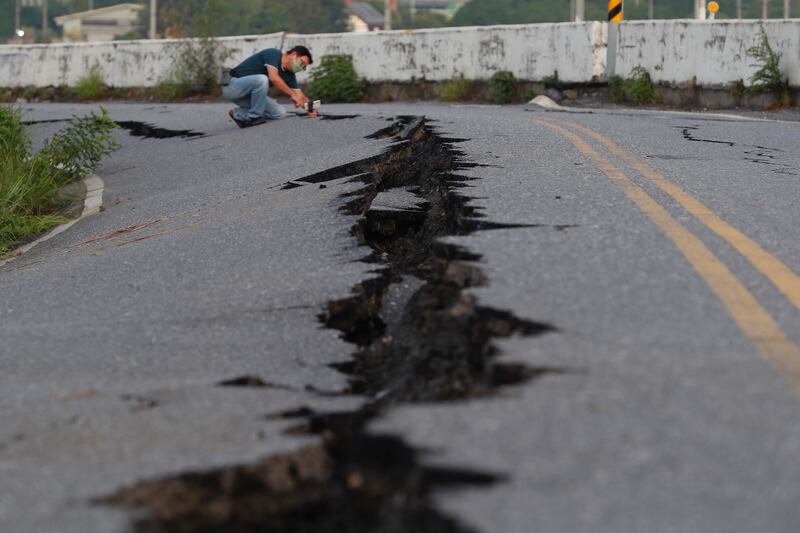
224 45 316 128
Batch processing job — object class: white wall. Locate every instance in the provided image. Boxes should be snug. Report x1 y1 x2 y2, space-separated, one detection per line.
614 20 800 87
285 23 607 84
0 33 284 88
0 21 799 89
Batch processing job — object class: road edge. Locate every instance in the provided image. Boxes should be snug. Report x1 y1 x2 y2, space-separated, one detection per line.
0 174 104 268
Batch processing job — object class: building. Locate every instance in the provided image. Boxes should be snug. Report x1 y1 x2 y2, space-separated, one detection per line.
345 2 385 32
54 3 144 43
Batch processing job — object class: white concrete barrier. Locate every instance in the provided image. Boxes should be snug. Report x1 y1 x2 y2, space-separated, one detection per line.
0 20 798 89
614 20 800 87
0 33 284 88
286 23 607 84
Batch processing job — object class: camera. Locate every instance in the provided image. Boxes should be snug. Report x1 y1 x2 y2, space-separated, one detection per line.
303 100 322 113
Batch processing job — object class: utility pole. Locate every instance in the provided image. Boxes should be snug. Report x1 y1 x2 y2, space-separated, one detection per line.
576 0 585 21
648 0 654 18
384 0 391 30
737 0 742 18
784 0 790 18
15 0 21 34
695 0 707 19
410 0 416 27
149 0 157 39
570 0 575 20
763 0 769 18
42 0 47 37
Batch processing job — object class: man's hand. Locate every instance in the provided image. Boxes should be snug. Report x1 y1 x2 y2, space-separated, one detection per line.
308 110 318 118
292 92 309 108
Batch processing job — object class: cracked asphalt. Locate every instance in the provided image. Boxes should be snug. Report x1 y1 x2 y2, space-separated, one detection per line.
2 101 800 532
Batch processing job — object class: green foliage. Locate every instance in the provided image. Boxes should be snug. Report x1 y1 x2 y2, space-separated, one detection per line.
542 71 559 86
747 25 786 94
610 67 659 105
489 70 518 104
306 55 365 103
0 106 119 253
440 75 475 102
608 75 625 103
159 36 231 99
71 67 107 100
38 108 120 184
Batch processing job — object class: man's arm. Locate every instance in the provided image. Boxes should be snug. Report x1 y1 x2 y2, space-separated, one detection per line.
267 66 307 107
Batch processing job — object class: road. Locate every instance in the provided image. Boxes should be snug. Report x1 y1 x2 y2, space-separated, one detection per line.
1 101 800 533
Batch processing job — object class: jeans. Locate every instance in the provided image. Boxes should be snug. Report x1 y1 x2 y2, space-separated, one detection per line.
222 74 286 123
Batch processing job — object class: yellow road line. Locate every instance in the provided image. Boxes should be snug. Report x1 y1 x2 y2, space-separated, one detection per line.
558 119 800 314
535 119 800 392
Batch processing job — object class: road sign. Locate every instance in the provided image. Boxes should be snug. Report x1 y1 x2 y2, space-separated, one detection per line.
609 0 623 21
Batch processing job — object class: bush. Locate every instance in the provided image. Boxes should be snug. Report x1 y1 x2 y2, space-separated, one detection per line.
609 67 659 106
306 55 365 103
625 66 658 105
440 74 474 102
489 70 518 104
71 67 107 101
159 36 231 100
0 106 119 253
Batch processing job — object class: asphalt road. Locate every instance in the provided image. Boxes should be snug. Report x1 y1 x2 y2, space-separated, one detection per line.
2 101 800 532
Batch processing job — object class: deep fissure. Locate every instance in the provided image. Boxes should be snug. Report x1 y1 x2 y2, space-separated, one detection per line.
103 116 556 532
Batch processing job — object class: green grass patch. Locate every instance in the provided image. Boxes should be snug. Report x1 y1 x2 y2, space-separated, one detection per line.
440 74 475 102
0 106 119 254
71 67 107 101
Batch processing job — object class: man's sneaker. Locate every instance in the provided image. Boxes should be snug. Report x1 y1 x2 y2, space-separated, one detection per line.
228 109 267 129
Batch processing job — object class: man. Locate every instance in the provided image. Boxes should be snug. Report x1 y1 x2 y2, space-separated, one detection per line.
223 45 316 128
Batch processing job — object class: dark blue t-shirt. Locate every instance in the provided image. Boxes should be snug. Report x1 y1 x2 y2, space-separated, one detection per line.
232 48 298 89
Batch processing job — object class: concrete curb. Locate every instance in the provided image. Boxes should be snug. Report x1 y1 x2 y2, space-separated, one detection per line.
0 174 104 267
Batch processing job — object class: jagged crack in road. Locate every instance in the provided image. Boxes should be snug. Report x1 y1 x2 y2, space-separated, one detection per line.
102 116 556 532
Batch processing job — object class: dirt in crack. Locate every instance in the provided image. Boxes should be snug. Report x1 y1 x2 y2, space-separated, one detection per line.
102 116 557 533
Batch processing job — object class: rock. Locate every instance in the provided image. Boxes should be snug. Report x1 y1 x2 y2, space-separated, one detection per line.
563 89 579 100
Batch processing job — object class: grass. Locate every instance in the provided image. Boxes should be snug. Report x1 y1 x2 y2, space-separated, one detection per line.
71 67 107 100
0 105 119 254
440 74 474 102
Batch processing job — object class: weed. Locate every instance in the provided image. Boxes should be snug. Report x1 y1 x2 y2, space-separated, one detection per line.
747 25 787 95
71 67 107 101
543 71 559 86
306 55 365 103
489 70 518 104
608 67 659 106
0 106 119 253
159 36 231 100
523 89 537 101
625 66 659 105
439 74 474 102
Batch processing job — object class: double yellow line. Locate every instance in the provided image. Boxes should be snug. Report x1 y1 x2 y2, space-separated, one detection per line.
535 118 800 392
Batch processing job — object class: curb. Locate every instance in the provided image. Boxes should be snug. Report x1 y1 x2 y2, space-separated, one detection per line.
0 174 105 267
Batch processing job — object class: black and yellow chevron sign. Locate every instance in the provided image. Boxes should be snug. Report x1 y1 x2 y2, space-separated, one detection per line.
608 0 623 21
